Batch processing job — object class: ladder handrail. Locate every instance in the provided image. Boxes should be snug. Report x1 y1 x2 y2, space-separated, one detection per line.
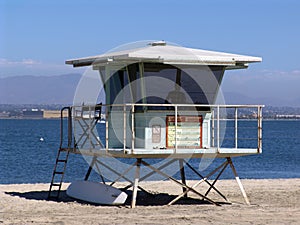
59 107 73 149
48 106 73 200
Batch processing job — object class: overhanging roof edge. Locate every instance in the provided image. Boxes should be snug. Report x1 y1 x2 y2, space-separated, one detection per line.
65 45 262 68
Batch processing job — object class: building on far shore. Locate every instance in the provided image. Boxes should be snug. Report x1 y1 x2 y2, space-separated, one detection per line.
0 111 10 118
43 110 68 118
275 114 300 119
21 109 68 119
22 109 43 118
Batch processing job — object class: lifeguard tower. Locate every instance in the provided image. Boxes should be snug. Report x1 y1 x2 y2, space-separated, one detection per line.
48 41 263 207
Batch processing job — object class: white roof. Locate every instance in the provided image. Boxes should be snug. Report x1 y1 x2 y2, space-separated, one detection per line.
66 41 262 69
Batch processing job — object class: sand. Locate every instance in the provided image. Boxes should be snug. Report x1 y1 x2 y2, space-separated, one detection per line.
0 179 299 225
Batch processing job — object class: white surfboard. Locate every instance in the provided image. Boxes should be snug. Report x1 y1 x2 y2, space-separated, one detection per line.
66 180 128 205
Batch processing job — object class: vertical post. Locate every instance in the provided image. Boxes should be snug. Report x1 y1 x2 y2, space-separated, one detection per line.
258 106 263 153
227 157 250 205
105 105 109 153
235 107 238 149
60 108 64 148
175 105 178 153
179 159 187 198
131 104 135 152
123 105 126 153
67 107 72 149
211 108 215 147
88 105 92 149
84 156 97 181
131 158 141 208
217 105 220 152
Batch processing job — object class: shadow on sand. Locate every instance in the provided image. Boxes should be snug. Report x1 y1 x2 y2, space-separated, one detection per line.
4 189 225 206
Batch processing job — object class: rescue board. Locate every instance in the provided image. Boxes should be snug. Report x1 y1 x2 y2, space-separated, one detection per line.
66 180 128 205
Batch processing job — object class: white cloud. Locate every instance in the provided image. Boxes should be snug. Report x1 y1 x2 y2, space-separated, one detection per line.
21 59 40 65
0 58 13 65
0 58 84 77
0 58 40 66
291 70 300 75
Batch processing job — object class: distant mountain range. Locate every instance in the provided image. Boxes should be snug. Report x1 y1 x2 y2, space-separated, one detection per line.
0 74 298 107
0 74 81 104
223 92 300 107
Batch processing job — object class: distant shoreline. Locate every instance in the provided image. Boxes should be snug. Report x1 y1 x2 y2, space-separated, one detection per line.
0 117 61 120
1 104 300 119
1 117 300 121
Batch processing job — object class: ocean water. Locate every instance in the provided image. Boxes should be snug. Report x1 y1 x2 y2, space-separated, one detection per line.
0 119 299 184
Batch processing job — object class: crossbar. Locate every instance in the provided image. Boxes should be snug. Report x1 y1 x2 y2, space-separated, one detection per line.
82 156 250 207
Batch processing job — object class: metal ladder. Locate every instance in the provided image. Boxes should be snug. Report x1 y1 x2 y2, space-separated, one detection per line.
48 107 73 200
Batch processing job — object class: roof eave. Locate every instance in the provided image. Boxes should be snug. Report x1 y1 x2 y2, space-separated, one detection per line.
65 53 262 68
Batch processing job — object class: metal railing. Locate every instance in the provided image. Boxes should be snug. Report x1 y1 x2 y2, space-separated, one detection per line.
69 103 263 154
210 105 263 153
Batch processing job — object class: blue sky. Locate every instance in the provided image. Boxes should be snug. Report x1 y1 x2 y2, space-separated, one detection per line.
1 0 300 105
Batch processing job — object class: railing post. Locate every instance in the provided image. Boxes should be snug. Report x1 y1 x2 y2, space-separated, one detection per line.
217 105 220 152
60 107 65 149
175 105 178 153
211 108 215 147
59 106 73 150
235 107 238 149
131 104 135 152
123 105 126 153
68 107 72 149
88 105 92 150
105 105 109 153
258 106 263 153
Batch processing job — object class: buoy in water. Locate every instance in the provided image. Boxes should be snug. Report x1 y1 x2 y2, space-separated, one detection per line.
40 137 44 142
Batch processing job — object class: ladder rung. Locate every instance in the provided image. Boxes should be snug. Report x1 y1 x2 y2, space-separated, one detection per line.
54 171 64 175
57 159 67 162
51 183 61 187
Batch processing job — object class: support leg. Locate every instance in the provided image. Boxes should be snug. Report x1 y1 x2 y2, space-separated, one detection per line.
185 160 229 202
131 158 141 208
227 157 250 205
179 159 187 198
141 160 219 206
203 160 229 203
84 156 97 181
94 161 106 184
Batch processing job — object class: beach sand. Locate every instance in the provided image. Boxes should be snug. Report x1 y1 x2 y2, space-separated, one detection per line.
0 179 299 224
